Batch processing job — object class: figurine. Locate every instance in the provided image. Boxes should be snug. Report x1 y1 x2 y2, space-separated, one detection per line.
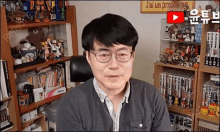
184 34 191 42
47 39 62 59
205 5 213 18
34 0 50 22
164 25 170 40
181 98 186 108
201 106 209 115
191 35 195 42
191 26 195 33
198 5 202 17
216 106 219 116
168 95 174 105
171 34 177 41
208 103 217 117
174 97 179 105
183 5 190 20
42 42 50 61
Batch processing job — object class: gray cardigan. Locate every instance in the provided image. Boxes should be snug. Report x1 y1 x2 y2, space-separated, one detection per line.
56 78 172 131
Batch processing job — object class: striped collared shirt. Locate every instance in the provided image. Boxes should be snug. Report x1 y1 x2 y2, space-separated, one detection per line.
93 78 130 131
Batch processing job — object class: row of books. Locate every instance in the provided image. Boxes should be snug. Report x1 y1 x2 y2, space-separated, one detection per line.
0 101 13 131
160 70 195 108
205 32 220 67
25 64 65 89
0 59 11 101
202 75 220 107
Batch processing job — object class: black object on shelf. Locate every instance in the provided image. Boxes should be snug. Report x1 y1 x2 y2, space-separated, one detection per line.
14 58 45 70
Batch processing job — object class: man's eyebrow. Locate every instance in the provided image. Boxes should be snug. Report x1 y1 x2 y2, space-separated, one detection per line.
96 48 110 51
117 47 129 51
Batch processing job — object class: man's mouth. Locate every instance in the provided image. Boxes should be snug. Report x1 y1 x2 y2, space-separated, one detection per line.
107 75 120 78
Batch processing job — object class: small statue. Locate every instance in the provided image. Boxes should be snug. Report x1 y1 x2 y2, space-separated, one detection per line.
183 5 190 20
47 39 62 59
181 98 186 108
164 26 170 40
42 42 50 61
184 34 191 42
201 106 209 115
174 97 179 105
34 0 50 22
205 5 213 18
216 106 219 117
208 103 217 117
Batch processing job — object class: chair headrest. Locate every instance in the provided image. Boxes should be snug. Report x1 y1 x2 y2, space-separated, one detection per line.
70 56 94 82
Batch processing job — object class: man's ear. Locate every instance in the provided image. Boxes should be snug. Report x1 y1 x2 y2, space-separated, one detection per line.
132 51 136 59
86 51 91 65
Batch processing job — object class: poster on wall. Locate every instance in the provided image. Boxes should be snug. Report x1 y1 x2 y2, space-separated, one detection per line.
140 1 195 13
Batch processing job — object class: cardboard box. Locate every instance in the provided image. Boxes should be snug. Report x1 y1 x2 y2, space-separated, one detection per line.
45 87 66 98
29 109 38 119
21 113 31 123
33 88 44 102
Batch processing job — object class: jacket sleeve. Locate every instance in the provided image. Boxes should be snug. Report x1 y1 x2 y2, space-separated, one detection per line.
150 90 172 131
56 94 85 131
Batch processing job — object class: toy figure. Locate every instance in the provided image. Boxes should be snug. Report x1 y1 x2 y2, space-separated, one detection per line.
174 97 179 105
201 106 209 115
197 5 202 17
42 42 50 61
181 98 186 108
48 39 62 59
58 39 64 56
205 5 213 18
208 103 217 117
191 26 195 33
216 106 219 116
183 5 190 20
164 26 170 40
191 35 195 42
34 0 50 22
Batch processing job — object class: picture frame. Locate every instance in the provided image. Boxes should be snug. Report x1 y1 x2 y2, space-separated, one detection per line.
140 0 195 13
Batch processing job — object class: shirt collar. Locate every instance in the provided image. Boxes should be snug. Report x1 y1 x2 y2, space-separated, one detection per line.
93 78 130 103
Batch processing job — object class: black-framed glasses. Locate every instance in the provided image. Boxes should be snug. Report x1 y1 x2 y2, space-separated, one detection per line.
90 50 133 63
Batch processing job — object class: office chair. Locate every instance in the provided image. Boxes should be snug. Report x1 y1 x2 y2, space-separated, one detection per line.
70 55 94 86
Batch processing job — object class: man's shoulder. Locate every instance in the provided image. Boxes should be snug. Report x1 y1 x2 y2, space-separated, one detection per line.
61 78 94 100
130 78 160 97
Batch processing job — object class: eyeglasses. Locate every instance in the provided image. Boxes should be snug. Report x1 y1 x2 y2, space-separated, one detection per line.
90 50 133 63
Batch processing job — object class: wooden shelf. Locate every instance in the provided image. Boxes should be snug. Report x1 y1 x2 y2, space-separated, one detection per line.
21 113 44 129
200 65 219 74
167 104 193 117
0 96 12 102
196 113 219 124
161 39 201 45
14 56 72 73
20 94 63 115
155 61 197 71
7 20 73 31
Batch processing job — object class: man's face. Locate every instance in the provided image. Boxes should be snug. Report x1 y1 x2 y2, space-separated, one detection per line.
86 42 135 92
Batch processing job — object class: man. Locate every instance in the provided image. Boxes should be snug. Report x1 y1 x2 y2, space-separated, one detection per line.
57 13 172 131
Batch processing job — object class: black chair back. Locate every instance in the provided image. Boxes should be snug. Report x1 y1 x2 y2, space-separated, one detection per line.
70 56 94 82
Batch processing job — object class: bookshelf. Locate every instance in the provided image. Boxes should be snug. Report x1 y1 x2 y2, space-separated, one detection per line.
154 62 198 131
194 23 220 131
155 20 220 131
1 5 78 131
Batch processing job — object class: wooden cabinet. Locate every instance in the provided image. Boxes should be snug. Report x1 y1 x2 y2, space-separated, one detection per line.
154 22 219 131
1 5 78 131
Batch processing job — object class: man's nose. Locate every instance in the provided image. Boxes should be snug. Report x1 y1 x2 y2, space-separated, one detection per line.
108 54 119 69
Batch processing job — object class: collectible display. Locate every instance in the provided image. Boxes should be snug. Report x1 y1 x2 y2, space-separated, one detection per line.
201 74 220 117
3 0 68 23
160 70 194 109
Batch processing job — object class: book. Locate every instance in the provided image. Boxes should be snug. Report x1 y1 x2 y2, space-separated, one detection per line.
2 60 11 96
0 60 9 98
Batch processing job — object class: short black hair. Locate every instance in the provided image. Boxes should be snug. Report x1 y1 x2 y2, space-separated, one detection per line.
82 13 138 51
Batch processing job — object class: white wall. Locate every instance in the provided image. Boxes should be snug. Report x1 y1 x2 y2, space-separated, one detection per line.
69 1 208 84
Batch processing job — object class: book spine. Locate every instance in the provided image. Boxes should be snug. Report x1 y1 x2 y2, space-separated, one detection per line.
2 60 11 96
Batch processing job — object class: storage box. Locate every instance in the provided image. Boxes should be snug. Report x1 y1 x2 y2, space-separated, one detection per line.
45 87 66 98
21 113 31 123
29 109 38 119
33 87 44 102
